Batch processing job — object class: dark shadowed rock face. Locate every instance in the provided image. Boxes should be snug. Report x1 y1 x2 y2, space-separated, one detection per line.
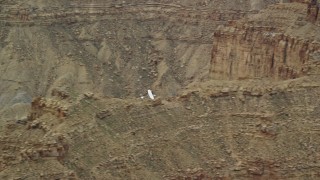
0 0 320 179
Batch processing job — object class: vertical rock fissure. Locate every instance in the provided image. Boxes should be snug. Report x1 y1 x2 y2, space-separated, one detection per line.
283 39 288 64
210 38 218 76
229 60 233 80
229 49 236 79
271 52 275 69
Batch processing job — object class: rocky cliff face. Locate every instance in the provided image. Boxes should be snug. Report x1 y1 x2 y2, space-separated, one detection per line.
210 27 320 80
210 2 320 80
1 0 320 179
0 0 264 112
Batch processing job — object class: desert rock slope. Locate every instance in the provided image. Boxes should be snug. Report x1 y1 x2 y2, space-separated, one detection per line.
1 0 320 179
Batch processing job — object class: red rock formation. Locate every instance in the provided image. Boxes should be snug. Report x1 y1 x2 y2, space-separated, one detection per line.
210 27 320 80
209 2 320 80
29 97 68 120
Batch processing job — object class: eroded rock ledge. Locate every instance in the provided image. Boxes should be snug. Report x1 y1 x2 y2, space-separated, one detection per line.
210 26 320 80
210 2 320 80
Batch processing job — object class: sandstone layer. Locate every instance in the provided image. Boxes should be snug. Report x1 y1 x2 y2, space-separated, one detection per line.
210 2 320 80
1 0 320 179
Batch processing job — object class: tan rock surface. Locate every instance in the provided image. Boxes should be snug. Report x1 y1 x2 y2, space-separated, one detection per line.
1 0 320 179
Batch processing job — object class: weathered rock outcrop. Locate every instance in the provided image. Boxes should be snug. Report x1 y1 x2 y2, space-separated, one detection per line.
29 97 69 120
210 2 320 80
210 27 320 80
1 0 320 179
